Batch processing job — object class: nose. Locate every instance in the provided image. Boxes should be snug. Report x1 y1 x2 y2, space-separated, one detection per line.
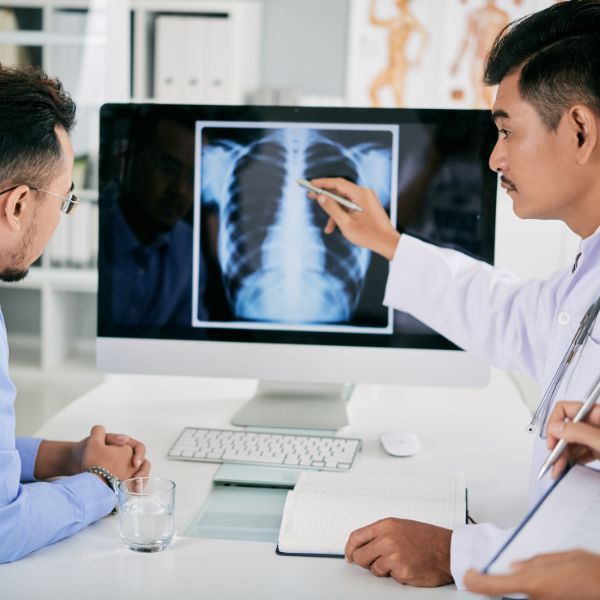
488 138 506 173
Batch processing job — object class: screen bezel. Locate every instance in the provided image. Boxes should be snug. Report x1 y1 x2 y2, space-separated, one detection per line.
98 103 497 360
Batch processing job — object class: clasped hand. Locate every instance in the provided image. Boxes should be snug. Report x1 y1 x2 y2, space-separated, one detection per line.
35 424 151 482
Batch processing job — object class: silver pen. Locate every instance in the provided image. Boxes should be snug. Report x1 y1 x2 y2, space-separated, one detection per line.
296 178 363 212
537 372 600 480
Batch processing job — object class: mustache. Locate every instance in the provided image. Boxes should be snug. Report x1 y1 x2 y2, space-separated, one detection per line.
501 176 517 192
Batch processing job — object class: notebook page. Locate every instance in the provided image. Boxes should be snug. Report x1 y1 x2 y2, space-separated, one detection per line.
295 472 465 503
278 485 466 555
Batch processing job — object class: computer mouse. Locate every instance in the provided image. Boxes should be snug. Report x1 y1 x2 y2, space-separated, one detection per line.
379 431 420 457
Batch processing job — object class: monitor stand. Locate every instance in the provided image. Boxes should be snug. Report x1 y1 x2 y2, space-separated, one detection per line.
231 381 353 430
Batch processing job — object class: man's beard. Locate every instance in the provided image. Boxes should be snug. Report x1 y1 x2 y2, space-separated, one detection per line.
0 267 29 282
0 220 36 282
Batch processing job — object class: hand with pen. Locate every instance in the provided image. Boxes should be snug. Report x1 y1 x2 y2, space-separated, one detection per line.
546 400 600 478
464 550 600 600
306 178 401 261
464 400 600 600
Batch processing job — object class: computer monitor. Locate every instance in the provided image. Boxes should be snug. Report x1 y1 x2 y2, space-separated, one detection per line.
97 104 497 429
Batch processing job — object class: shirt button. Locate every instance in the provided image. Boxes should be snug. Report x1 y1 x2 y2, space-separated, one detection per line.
558 312 570 325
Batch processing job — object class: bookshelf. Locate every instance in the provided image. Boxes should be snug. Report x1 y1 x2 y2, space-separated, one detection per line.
0 0 261 377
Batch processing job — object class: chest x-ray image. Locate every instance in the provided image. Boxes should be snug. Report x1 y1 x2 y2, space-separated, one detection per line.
193 122 399 333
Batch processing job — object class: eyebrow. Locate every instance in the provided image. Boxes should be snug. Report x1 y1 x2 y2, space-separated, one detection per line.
69 182 74 192
491 109 510 122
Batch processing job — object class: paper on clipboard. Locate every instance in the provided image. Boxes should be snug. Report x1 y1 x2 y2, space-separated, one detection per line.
485 465 600 575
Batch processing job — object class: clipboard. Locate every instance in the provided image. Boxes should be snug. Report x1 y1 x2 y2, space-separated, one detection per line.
484 465 600 575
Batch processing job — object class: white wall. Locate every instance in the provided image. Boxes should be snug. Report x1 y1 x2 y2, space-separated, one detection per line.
494 186 580 279
235 0 350 97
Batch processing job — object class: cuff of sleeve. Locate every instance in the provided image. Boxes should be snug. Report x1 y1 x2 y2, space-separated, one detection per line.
383 235 427 312
57 472 117 526
15 437 43 482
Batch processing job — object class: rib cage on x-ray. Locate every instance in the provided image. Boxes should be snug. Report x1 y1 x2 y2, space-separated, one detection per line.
201 127 392 324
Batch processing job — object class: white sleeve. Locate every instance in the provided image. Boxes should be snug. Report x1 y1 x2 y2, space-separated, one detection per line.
383 235 564 382
450 523 513 590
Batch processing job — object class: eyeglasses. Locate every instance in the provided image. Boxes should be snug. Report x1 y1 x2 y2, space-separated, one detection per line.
0 183 79 215
528 294 600 437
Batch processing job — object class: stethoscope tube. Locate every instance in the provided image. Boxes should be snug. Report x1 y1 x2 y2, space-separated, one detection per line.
528 295 600 436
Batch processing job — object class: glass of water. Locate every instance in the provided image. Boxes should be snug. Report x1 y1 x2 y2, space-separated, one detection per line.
118 477 176 552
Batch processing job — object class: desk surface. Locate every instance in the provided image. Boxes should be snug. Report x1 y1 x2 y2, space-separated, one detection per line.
3 370 533 600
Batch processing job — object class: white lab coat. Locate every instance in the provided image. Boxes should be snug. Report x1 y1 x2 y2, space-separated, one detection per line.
383 228 600 589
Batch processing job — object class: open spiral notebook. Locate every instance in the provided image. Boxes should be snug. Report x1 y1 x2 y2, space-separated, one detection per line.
276 471 467 557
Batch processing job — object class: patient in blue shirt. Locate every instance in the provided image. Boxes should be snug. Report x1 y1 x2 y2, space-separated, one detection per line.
0 65 151 562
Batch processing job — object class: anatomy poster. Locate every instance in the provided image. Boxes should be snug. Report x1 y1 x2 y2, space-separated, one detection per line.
346 0 563 109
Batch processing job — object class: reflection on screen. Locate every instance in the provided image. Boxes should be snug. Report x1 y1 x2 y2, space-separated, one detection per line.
193 122 399 333
99 104 496 352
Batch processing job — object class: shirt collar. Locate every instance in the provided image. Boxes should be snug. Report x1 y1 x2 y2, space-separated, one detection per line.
579 224 600 254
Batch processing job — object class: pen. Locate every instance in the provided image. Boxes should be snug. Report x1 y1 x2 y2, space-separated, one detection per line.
537 372 600 480
296 178 363 212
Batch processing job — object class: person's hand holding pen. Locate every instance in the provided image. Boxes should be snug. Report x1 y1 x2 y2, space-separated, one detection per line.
306 178 401 261
463 550 600 600
464 403 600 599
546 399 600 478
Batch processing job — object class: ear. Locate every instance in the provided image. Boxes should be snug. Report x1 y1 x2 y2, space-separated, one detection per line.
0 185 30 233
566 105 598 165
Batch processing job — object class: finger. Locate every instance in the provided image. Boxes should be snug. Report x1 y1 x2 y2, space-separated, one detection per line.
550 453 569 479
310 177 361 199
89 425 106 441
345 524 378 561
511 551 572 570
315 194 350 229
132 459 151 478
552 421 600 454
462 569 529 595
126 438 146 469
351 540 385 569
547 403 600 450
547 401 581 423
105 433 130 446
546 401 579 449
133 477 145 493
324 217 336 235
370 557 391 577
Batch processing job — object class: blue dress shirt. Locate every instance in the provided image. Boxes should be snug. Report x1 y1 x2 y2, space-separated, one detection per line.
0 308 115 563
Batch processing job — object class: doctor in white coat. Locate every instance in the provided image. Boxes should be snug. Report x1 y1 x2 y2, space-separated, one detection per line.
310 0 600 590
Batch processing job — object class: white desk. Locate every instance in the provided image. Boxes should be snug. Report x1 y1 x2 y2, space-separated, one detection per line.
2 370 533 600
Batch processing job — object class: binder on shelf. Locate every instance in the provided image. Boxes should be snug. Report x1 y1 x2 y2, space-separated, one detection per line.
47 197 97 269
154 13 234 103
48 217 70 268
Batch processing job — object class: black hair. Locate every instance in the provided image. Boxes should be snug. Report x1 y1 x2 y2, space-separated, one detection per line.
484 0 600 130
0 63 76 188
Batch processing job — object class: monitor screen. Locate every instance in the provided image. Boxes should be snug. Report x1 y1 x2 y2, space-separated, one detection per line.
97 104 496 394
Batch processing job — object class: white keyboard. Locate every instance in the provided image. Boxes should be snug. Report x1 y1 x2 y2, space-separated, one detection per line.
168 427 361 471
